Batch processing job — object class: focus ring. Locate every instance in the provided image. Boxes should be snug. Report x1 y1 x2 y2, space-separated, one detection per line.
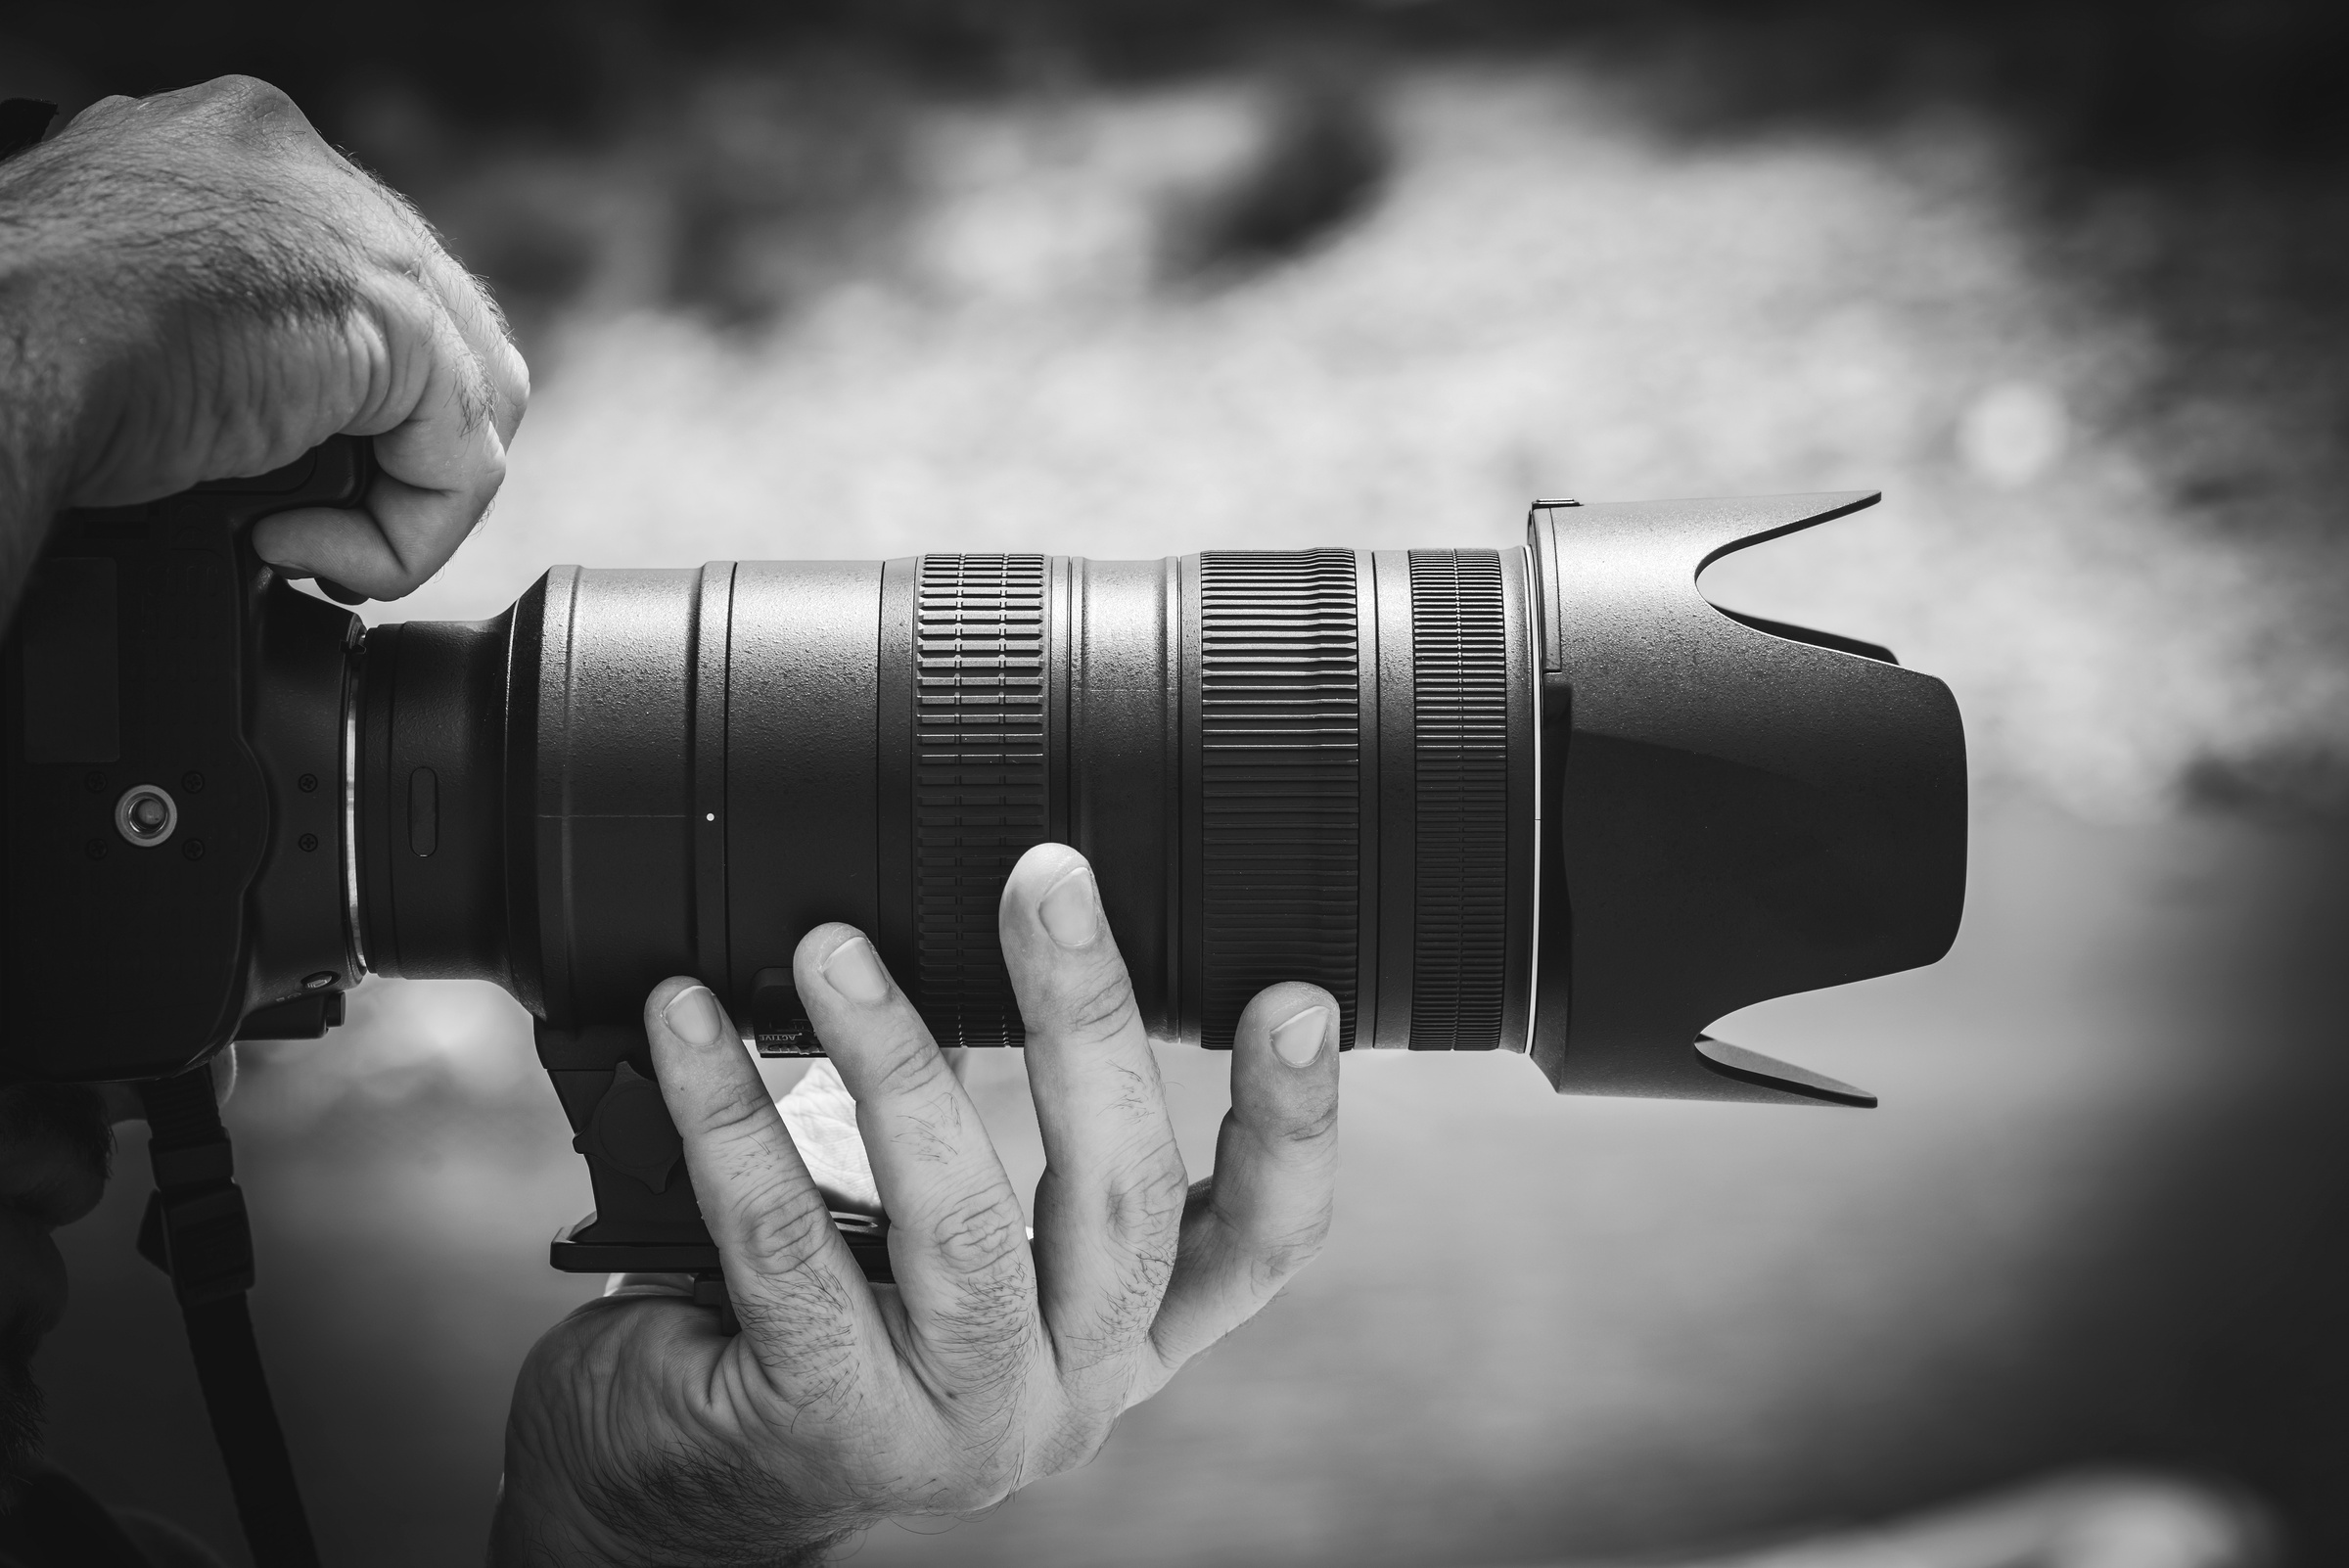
1408 550 1510 1048
1198 550 1360 1048
914 555 1047 1046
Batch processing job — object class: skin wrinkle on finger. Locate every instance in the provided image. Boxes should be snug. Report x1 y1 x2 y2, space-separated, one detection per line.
923 1180 1033 1281
1071 978 1146 1051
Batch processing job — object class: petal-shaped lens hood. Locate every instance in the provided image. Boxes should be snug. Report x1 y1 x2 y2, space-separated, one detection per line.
1528 493 1967 1105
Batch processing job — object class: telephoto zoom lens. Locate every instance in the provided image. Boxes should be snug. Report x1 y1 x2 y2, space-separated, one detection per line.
352 493 1964 1104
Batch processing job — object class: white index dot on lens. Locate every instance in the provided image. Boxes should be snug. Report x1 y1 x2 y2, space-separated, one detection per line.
705 812 715 822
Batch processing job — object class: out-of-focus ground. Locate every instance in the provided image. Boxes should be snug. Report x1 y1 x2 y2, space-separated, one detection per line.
13 5 2349 1565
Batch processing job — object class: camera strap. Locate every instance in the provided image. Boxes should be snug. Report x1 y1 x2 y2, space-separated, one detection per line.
136 1069 322 1568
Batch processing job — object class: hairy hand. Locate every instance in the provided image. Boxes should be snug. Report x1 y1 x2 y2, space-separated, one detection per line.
492 844 1343 1566
0 74 527 603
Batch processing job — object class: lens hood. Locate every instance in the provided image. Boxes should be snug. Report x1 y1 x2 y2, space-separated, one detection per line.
1527 494 1967 1107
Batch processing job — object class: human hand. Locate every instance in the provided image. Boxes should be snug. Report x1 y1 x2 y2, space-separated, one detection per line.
0 74 527 602
492 843 1344 1566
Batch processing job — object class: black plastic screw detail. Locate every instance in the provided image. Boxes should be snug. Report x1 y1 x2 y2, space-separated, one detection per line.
181 770 206 794
83 771 106 794
84 838 106 860
298 832 319 853
297 772 319 794
181 839 206 861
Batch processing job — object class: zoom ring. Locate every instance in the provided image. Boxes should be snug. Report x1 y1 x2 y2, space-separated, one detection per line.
1408 550 1510 1048
914 555 1048 1046
1198 550 1360 1048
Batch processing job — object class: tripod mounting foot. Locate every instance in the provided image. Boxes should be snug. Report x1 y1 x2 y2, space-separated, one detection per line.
549 1211 895 1283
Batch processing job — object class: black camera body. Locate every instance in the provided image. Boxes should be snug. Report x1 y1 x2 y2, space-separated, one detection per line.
4 438 1966 1272
4 440 365 1082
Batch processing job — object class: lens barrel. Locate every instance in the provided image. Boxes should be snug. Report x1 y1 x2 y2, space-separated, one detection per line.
355 548 1541 1057
352 493 1965 1105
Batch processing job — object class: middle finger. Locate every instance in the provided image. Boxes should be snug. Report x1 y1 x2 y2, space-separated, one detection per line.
998 844 1188 1407
793 922 1041 1402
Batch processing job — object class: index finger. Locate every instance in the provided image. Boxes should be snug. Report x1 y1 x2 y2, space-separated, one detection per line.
642 976 882 1407
792 924 1044 1404
249 273 509 599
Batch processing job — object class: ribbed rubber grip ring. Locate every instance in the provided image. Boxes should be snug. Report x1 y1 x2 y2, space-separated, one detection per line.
1408 550 1510 1048
914 555 1047 1046
1197 549 1360 1048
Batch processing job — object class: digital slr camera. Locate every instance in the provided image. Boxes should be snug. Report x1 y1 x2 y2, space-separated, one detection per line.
2 438 1965 1275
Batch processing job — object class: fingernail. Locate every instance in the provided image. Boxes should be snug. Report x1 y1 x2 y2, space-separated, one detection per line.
1269 1006 1329 1068
1037 867 1099 948
664 986 723 1046
821 937 893 1005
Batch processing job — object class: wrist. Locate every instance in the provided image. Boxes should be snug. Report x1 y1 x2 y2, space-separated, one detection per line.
490 1476 852 1568
492 1403 862 1568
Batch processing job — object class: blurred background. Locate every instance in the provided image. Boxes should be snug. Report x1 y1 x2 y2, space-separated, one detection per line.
10 2 2349 1563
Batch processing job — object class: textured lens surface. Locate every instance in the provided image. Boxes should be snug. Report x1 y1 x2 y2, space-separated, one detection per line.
915 554 1047 1046
1408 549 1510 1049
1197 549 1362 1048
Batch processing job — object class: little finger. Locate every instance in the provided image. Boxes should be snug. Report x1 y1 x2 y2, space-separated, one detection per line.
1138 982 1340 1401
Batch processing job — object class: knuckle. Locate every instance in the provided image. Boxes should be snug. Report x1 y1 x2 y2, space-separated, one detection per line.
1102 1148 1190 1253
1249 1209 1334 1290
1035 1410 1118 1478
206 74 298 125
929 1184 1029 1275
734 1186 840 1273
937 1456 1021 1514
